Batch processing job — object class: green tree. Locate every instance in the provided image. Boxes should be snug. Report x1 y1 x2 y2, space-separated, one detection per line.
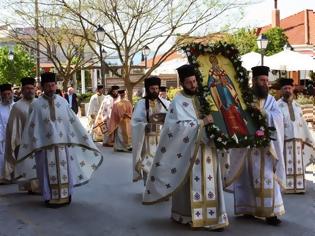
225 27 288 56
225 28 257 55
167 87 181 100
263 27 288 56
0 46 36 84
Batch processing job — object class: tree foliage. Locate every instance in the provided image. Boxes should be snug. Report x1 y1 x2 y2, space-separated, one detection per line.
2 0 97 91
2 0 252 100
53 0 252 101
263 27 288 56
167 87 181 100
226 27 288 56
225 28 257 55
0 46 35 84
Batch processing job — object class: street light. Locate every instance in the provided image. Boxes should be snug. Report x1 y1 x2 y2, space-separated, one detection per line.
256 34 268 66
8 51 14 61
141 45 150 68
95 25 106 88
95 25 105 43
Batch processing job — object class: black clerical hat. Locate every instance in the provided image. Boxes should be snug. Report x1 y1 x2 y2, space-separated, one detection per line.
145 76 161 88
251 66 270 78
40 72 56 84
176 64 196 81
97 84 104 90
0 83 12 92
118 88 125 94
111 85 120 90
160 86 167 92
278 78 294 88
21 77 36 86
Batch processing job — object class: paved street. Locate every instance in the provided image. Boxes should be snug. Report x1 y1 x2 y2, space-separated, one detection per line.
0 118 314 236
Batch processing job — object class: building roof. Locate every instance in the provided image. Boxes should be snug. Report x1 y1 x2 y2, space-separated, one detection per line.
139 51 185 68
257 9 315 45
140 33 227 68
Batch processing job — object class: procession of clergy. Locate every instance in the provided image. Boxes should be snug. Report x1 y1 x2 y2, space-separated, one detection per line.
0 64 314 231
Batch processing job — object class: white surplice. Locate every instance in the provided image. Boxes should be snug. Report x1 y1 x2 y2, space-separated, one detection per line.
87 93 105 141
0 101 14 181
4 98 37 185
132 97 170 183
224 94 285 217
277 98 315 192
15 95 103 203
94 95 120 145
143 91 228 229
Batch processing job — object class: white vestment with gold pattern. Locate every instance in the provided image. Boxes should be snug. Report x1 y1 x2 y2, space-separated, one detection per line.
4 99 33 180
132 98 170 183
143 91 228 229
96 95 120 145
0 102 14 181
4 98 40 192
15 95 103 203
87 94 105 141
224 94 285 217
277 98 315 192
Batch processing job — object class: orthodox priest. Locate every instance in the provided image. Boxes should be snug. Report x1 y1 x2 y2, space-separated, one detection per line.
94 85 120 147
159 86 168 100
132 76 170 184
87 85 105 141
224 66 285 225
277 78 315 193
108 88 132 152
4 77 39 192
143 65 228 231
0 83 14 184
15 72 103 207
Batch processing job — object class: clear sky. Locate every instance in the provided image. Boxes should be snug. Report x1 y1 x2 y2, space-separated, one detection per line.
239 0 315 27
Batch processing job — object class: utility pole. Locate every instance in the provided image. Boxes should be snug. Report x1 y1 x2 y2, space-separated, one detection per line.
35 0 40 80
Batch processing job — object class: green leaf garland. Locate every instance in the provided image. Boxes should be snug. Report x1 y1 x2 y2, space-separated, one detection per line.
182 41 274 149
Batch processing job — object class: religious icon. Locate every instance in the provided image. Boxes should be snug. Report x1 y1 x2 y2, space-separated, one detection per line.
207 54 248 136
194 52 257 138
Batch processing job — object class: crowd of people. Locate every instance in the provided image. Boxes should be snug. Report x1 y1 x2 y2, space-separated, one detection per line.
0 64 314 231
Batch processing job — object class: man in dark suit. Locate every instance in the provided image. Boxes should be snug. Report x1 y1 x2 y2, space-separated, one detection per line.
64 86 78 114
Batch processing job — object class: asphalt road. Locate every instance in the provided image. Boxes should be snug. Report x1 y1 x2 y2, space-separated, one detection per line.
0 143 314 236
0 118 314 236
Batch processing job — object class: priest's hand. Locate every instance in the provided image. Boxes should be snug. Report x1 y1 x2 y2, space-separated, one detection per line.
203 114 214 125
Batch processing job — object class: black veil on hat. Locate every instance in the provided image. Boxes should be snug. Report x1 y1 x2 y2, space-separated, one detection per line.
40 72 56 84
21 77 36 86
251 66 270 78
176 64 196 82
0 83 12 92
